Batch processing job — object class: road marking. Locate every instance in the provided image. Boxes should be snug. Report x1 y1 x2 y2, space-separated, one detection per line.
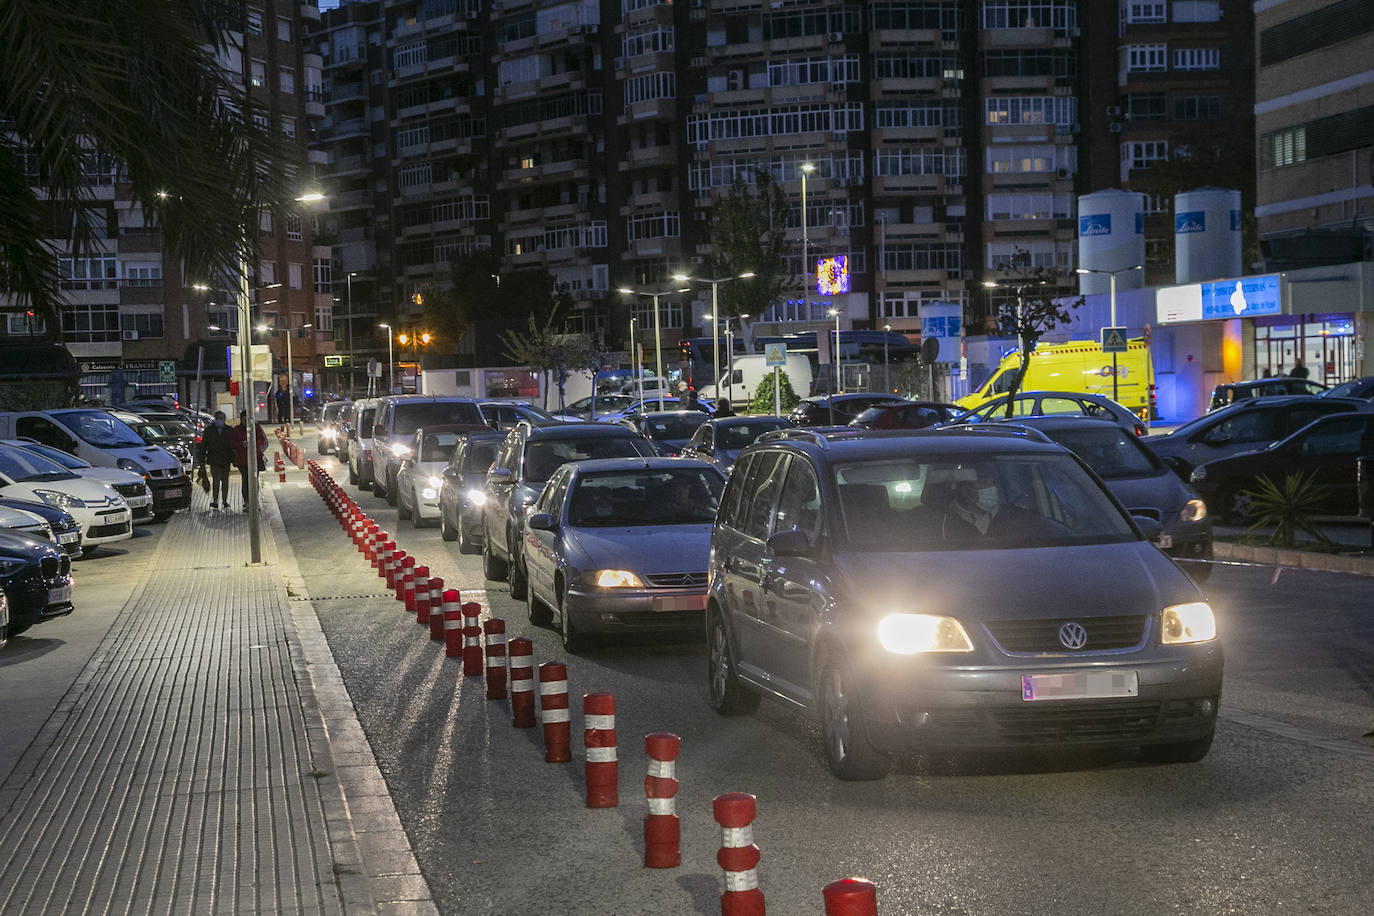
1220 708 1374 762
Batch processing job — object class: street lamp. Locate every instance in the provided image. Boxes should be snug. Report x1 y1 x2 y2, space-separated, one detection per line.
800 162 815 290
378 323 395 395
1076 265 1143 402
828 306 842 424
619 284 691 411
346 272 356 395
628 317 641 407
674 271 754 401
883 323 892 394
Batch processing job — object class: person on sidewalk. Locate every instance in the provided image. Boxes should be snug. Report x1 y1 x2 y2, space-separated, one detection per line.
196 410 234 509
1289 358 1310 379
230 410 268 512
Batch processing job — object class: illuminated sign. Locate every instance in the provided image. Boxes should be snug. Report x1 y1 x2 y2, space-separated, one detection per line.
1202 274 1280 319
816 255 849 295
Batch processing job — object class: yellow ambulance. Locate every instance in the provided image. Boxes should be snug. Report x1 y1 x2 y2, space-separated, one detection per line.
956 338 1155 419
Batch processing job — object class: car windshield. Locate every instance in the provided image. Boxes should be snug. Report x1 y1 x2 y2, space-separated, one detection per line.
360 407 377 436
716 419 791 450
464 441 498 474
833 451 1135 551
1320 381 1362 398
644 414 709 439
394 402 483 436
1040 427 1160 479
136 421 195 439
18 444 89 470
421 432 462 462
568 468 724 527
53 410 146 447
0 445 79 482
523 437 649 484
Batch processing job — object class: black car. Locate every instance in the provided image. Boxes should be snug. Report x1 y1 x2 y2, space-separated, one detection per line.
789 394 908 427
1321 376 1374 401
618 410 711 456
849 401 963 430
438 429 506 553
0 497 83 558
1209 377 1326 411
679 416 795 473
1189 412 1374 524
0 529 74 638
1141 395 1370 477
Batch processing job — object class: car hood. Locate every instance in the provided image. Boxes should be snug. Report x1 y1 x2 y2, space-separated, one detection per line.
1101 472 1191 514
567 524 714 576
832 541 1197 620
2 476 124 508
77 467 148 487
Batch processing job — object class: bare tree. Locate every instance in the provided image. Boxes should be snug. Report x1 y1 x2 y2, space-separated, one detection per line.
991 249 1084 418
501 310 607 411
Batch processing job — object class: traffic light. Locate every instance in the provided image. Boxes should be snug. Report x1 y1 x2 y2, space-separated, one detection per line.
678 339 692 360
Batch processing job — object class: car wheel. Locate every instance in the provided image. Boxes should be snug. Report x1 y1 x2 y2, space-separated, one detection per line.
1141 730 1214 764
558 591 584 652
317 439 326 456
397 491 412 521
818 653 891 781
440 511 457 542
457 513 479 554
706 609 759 716
482 536 508 581
527 574 553 627
348 462 358 485
386 470 398 506
509 550 528 601
1219 483 1256 526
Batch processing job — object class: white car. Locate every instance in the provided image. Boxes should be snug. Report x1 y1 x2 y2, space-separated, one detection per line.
395 426 468 528
0 443 133 549
3 439 153 520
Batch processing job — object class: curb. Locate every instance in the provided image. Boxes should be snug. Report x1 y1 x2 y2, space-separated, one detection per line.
1212 540 1374 577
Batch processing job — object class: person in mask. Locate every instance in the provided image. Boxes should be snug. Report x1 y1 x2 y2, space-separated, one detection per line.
922 464 1038 541
196 410 234 509
951 469 1003 536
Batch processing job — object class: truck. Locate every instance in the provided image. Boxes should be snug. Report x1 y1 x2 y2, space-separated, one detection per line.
955 338 1155 420
700 354 814 408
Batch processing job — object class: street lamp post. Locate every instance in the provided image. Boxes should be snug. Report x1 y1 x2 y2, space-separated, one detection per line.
883 323 892 394
1076 265 1143 403
619 284 691 411
346 272 355 396
379 323 395 394
800 162 815 291
828 306 842 423
675 272 755 402
629 316 640 408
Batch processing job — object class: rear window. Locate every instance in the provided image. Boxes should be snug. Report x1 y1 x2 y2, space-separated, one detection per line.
645 414 709 439
1042 427 1159 479
394 401 483 435
522 436 650 484
360 408 377 436
717 419 791 449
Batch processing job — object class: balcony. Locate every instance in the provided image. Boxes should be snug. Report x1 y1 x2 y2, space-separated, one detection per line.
617 144 677 172
325 46 367 71
300 2 321 23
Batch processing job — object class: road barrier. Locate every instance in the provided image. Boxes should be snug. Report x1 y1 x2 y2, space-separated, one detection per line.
387 548 406 591
582 693 617 808
714 793 764 916
428 579 447 641
461 603 484 675
508 637 535 728
397 554 415 604
484 618 508 700
443 592 463 657
378 540 394 578
822 878 878 915
413 566 430 623
538 662 572 763
644 733 681 868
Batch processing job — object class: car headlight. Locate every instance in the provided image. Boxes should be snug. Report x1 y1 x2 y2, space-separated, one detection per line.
1179 499 1207 522
321 429 336 439
117 458 149 479
1189 466 1206 483
877 613 974 654
428 475 442 489
391 443 411 458
34 489 86 509
591 569 644 588
0 558 27 575
1161 602 1217 645
467 489 486 507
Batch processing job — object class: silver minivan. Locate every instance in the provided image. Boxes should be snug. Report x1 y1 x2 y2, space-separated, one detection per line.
346 398 380 489
370 396 485 505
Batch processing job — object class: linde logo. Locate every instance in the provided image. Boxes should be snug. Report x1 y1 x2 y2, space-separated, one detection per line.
1079 214 1111 237
1176 211 1206 234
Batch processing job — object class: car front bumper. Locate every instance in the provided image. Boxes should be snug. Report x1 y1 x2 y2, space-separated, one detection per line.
2 568 75 628
564 586 708 634
148 476 191 515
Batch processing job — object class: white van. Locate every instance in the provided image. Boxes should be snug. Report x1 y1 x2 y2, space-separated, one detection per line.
0 409 189 521
701 354 814 408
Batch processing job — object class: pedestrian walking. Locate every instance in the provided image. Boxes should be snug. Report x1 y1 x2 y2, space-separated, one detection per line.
230 410 268 512
1289 358 1310 379
714 397 735 418
196 410 234 509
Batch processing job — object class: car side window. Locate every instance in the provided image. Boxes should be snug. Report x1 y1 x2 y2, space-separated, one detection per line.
1286 405 1343 435
1298 418 1367 456
773 458 824 544
718 454 755 527
742 452 789 541
547 470 571 519
1038 397 1083 416
688 424 711 451
16 416 75 452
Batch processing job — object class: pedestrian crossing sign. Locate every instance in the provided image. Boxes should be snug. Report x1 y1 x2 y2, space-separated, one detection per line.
1101 327 1129 353
764 342 787 367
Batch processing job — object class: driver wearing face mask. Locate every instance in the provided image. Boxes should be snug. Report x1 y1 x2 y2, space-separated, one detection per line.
951 471 1002 536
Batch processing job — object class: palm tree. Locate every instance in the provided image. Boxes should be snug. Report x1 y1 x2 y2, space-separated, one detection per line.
0 0 290 329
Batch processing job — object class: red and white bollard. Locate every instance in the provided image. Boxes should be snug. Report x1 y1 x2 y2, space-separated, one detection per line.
461 602 483 676
582 693 617 808
399 555 417 607
538 662 571 763
387 549 407 591
377 540 394 577
442 591 463 658
413 566 430 623
822 878 878 916
483 619 507 699
428 579 448 642
714 793 764 916
508 637 535 728
644 732 681 868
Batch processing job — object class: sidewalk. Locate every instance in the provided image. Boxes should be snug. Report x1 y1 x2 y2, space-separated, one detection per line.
0 472 431 914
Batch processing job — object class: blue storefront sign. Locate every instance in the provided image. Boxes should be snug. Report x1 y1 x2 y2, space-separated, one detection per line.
1079 214 1111 237
1201 274 1281 319
1175 211 1206 234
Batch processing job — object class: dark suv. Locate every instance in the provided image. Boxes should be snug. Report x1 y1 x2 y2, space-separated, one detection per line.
481 422 653 597
706 427 1222 779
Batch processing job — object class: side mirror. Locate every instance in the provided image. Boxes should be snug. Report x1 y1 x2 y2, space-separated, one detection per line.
527 513 556 531
489 467 513 484
1132 516 1164 541
766 529 814 558
442 466 461 480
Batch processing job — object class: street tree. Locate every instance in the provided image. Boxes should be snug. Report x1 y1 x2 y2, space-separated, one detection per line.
707 172 791 337
501 309 606 412
423 254 571 360
0 0 292 330
991 249 1084 418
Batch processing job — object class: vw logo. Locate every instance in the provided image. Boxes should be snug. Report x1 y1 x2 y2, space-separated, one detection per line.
1058 621 1088 650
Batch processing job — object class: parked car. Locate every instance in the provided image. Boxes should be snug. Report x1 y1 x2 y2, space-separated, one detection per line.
1141 395 1370 477
482 422 655 597
618 410 711 456
1320 376 1374 401
1210 377 1327 410
395 424 487 527
523 458 727 651
438 429 506 553
551 394 636 420
952 391 1146 437
998 417 1212 576
849 401 963 430
679 416 795 474
788 393 908 427
478 400 566 430
315 400 352 455
0 503 58 543
1189 411 1374 524
345 398 380 489
112 410 198 472
2 439 152 521
0 442 133 551
0 528 74 638
0 497 84 557
706 426 1222 779
601 396 715 418
371 396 486 504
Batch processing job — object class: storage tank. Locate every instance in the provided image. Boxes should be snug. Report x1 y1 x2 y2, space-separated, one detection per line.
918 301 963 363
1077 190 1146 296
1174 187 1242 285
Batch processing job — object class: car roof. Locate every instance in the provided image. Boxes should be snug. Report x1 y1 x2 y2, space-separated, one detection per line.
1213 394 1365 411
565 456 719 475
803 393 904 405
412 423 493 437
525 421 644 440
997 416 1124 432
977 390 1116 403
638 410 705 419
751 425 1065 460
381 395 478 404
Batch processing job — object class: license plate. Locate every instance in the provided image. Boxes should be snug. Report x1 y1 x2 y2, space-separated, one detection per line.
1021 670 1139 701
58 532 79 544
652 594 708 612
48 585 72 604
1154 534 1173 549
164 488 182 499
